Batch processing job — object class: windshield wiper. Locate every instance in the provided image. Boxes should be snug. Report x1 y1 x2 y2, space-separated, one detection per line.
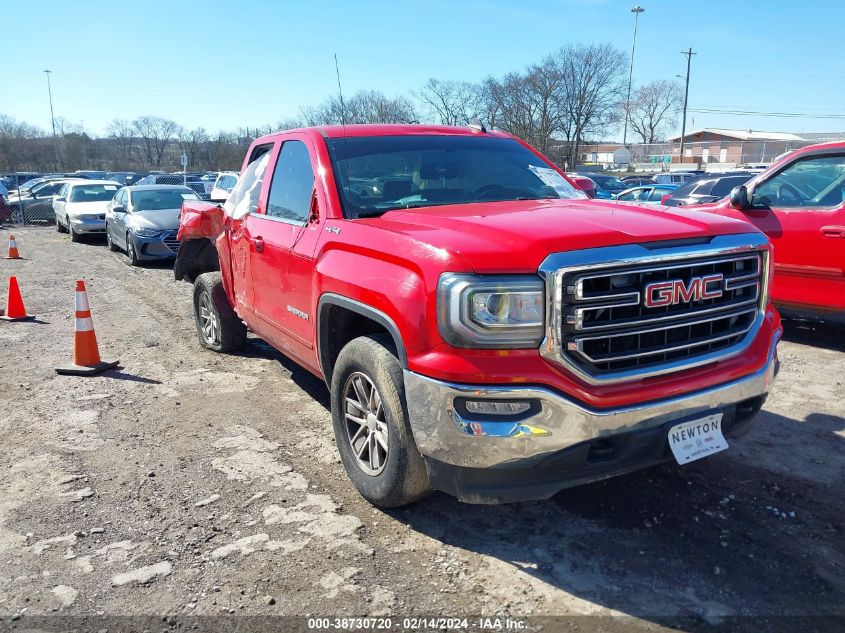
355 208 390 219
355 201 441 218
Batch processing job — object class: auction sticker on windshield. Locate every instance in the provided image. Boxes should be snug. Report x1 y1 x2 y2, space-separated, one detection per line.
668 413 728 464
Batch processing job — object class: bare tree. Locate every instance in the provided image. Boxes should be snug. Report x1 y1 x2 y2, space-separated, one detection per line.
0 115 47 171
417 79 482 126
107 119 135 168
628 80 683 143
556 43 627 168
132 116 179 168
177 126 210 170
300 90 417 125
478 55 567 155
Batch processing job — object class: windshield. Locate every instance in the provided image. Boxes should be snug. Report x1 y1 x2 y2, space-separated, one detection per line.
325 135 580 218
131 188 198 211
69 184 120 202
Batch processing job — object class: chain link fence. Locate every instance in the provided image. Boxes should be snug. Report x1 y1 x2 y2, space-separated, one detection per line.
580 136 845 172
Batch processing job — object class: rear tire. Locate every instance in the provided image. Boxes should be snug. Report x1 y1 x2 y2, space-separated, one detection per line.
192 271 246 353
330 334 432 508
56 217 67 233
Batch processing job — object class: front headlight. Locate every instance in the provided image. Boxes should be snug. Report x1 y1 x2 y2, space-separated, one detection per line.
133 228 161 237
437 274 544 348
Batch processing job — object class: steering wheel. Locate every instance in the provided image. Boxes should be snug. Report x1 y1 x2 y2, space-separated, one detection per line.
775 181 803 205
474 184 515 200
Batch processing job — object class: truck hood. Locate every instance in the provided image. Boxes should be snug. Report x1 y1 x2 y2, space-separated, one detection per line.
368 198 760 273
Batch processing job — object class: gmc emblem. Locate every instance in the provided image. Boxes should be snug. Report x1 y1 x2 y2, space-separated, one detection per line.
644 274 724 308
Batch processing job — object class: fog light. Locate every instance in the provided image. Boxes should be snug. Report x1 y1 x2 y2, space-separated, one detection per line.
464 400 531 416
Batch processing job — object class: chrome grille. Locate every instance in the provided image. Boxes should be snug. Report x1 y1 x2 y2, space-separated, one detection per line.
539 234 770 384
162 231 180 254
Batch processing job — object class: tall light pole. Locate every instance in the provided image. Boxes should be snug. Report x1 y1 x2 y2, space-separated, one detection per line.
678 48 696 163
44 69 60 169
622 5 645 148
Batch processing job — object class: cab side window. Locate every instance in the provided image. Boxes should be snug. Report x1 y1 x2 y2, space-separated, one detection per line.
266 140 315 224
753 155 845 208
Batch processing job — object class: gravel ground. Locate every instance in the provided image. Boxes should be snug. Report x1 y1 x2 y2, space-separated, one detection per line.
0 227 842 633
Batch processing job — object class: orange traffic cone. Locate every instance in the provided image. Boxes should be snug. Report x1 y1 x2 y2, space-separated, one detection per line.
55 280 119 376
5 234 23 259
0 276 34 321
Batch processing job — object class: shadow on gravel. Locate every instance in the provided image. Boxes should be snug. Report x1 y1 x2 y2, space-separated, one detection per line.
241 337 330 409
781 318 845 352
397 410 845 629
103 370 162 385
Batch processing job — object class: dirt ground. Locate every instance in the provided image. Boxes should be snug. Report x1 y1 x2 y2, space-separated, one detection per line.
0 227 842 633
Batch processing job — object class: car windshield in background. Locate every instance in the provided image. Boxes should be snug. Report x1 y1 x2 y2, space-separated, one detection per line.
325 135 580 218
69 184 119 202
589 174 627 191
132 189 198 211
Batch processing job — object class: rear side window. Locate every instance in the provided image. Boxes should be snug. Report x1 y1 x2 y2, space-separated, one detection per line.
712 176 750 197
217 175 237 190
224 144 273 220
670 180 697 198
648 188 668 201
266 141 315 224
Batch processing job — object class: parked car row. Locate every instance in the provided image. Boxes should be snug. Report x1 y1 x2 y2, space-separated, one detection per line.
0 170 240 226
53 182 200 264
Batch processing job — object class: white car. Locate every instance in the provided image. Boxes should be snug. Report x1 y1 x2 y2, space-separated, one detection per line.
54 180 121 242
653 172 700 185
209 171 239 202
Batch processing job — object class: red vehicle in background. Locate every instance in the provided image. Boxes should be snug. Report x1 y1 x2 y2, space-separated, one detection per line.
688 142 845 323
567 173 596 198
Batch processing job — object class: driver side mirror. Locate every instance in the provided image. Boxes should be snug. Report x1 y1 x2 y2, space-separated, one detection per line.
55 196 66 202
112 205 126 214
729 185 750 210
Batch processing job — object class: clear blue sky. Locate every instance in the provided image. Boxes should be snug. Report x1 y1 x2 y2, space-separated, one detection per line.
4 0 843 138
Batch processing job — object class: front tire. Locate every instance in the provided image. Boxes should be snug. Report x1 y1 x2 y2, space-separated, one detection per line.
106 226 119 251
192 271 246 352
126 234 140 265
69 220 81 242
331 335 431 508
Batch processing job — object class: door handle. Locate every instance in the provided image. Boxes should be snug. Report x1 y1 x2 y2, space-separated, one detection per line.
820 225 845 238
251 236 265 252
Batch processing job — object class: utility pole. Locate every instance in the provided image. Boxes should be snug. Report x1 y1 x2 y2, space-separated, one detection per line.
44 69 60 170
622 5 645 147
678 48 696 164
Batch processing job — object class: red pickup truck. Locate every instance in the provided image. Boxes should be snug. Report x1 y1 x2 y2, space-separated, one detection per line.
175 124 781 507
688 142 845 322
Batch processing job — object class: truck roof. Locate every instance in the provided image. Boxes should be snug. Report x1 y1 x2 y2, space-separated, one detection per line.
256 124 511 143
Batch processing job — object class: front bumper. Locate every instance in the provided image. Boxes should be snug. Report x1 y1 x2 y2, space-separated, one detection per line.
404 329 780 502
130 232 179 261
69 217 105 233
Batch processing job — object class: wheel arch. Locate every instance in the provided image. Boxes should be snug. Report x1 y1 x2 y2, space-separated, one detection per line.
317 293 408 386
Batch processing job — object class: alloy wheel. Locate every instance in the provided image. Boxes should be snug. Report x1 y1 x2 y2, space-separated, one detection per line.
343 372 389 476
198 292 220 346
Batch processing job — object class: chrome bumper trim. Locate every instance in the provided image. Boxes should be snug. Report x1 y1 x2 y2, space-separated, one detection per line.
404 328 780 469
